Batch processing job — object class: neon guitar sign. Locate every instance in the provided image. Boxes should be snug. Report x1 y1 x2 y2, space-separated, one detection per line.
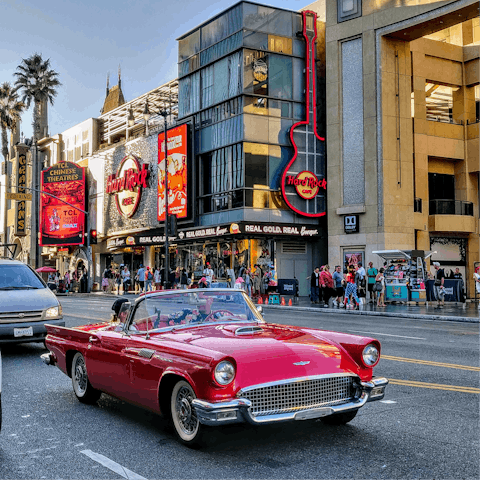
281 11 326 217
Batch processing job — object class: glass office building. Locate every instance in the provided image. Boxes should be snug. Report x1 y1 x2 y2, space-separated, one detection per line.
176 2 327 295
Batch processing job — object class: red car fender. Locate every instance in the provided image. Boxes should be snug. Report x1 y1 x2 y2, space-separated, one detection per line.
298 328 381 379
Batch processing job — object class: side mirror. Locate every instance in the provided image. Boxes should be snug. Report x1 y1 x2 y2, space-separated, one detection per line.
256 305 263 315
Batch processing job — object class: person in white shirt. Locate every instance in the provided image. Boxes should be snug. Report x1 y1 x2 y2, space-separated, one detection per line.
121 266 130 294
203 263 214 287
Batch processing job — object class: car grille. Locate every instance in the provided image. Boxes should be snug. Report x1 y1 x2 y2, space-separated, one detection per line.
238 375 355 417
0 310 43 324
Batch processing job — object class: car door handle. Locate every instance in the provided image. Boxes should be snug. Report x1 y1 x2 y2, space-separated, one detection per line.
89 336 99 343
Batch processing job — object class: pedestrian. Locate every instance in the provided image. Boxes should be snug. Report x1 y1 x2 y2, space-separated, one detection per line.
154 267 162 290
332 265 345 307
199 276 208 288
244 269 252 296
174 267 181 288
114 268 121 294
203 263 214 287
121 265 130 294
310 267 321 304
474 266 480 309
180 268 188 289
137 264 146 293
375 268 386 307
145 267 154 292
320 265 335 307
453 268 462 279
367 262 378 304
433 262 445 308
64 270 71 293
344 265 361 309
355 265 366 305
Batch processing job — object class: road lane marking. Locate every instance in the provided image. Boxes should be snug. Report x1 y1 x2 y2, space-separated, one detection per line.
348 330 426 340
388 379 480 394
81 450 147 480
382 355 480 371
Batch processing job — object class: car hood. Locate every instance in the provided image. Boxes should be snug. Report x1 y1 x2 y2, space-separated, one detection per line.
0 287 59 312
158 323 362 386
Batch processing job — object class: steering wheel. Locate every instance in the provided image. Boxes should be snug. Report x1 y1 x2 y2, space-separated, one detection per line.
204 310 235 322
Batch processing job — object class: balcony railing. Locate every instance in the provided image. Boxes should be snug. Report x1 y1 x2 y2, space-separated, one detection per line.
429 200 474 216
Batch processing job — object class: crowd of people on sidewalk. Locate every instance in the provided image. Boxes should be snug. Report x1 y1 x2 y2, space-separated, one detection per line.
310 262 387 310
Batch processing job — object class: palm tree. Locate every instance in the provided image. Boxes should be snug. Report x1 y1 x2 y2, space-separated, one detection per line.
0 82 24 162
14 53 61 143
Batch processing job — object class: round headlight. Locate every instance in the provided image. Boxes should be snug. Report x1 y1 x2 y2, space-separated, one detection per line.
362 344 379 366
214 361 235 385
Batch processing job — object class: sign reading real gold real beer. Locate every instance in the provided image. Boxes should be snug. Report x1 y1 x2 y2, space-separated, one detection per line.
40 161 86 246
15 154 27 236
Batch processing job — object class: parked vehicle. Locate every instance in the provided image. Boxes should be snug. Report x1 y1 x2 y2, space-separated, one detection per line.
41 289 388 447
0 258 64 344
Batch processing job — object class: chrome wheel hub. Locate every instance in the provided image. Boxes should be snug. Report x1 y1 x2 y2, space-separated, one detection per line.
176 386 197 434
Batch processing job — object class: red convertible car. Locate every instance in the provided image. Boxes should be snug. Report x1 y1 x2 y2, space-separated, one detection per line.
41 289 388 446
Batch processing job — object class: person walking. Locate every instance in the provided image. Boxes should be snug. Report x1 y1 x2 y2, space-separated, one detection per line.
244 269 252 297
121 265 130 294
154 267 162 290
203 263 214 287
145 267 153 292
433 262 445 308
310 267 321 304
320 265 335 307
344 265 361 309
137 265 146 293
474 266 480 309
376 268 386 307
367 262 378 304
64 270 71 293
332 265 345 307
180 268 188 289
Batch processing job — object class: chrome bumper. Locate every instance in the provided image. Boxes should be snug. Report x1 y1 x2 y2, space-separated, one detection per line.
192 377 388 426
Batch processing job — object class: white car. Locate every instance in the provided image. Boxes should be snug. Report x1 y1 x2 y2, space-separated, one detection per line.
0 259 64 344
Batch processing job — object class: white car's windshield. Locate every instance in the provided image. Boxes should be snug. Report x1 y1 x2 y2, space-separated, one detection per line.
0 264 45 290
128 290 262 333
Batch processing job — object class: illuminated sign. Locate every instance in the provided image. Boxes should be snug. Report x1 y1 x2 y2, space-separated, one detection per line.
15 154 27 236
106 155 150 218
281 10 326 217
158 124 188 221
40 161 86 246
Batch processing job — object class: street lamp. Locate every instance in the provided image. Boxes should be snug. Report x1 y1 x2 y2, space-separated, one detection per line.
127 106 135 127
143 99 150 136
160 109 170 289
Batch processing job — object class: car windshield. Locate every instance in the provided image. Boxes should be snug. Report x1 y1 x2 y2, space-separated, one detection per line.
128 290 263 333
0 264 45 290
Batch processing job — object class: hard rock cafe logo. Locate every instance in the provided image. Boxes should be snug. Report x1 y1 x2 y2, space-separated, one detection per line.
106 155 150 218
286 171 327 200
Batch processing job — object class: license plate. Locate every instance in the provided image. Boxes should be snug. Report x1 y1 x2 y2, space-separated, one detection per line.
295 407 333 420
14 327 33 338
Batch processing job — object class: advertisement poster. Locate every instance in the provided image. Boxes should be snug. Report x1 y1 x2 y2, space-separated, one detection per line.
158 124 188 221
40 162 86 246
344 251 364 272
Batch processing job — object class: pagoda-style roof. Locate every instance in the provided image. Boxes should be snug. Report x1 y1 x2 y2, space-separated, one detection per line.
101 85 126 115
97 79 178 146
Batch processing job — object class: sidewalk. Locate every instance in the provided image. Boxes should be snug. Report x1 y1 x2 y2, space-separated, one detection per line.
261 296 479 323
65 291 479 323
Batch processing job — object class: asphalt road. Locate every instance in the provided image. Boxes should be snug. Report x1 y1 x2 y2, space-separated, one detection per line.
0 295 478 479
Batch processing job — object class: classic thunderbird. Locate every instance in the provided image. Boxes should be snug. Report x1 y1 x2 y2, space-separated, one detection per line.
41 289 388 446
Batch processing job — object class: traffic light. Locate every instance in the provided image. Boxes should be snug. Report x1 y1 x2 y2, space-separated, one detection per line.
89 229 97 244
169 215 177 237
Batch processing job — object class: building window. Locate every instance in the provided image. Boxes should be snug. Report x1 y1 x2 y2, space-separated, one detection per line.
268 35 292 55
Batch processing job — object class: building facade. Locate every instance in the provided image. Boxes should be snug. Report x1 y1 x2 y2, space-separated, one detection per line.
322 0 479 296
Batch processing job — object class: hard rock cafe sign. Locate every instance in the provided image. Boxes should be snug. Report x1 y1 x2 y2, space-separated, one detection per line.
106 154 150 218
281 10 326 218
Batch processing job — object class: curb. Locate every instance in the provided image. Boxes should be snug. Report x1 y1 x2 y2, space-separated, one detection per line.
261 304 479 323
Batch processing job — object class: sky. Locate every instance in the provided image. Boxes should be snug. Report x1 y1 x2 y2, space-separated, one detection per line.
1 0 314 140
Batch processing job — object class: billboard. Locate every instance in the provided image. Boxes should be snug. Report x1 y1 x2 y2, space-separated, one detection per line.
40 161 86 246
157 124 188 221
15 154 27 236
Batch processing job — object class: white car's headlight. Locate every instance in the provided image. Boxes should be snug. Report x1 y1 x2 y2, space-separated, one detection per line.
214 360 235 385
362 344 379 366
45 306 61 318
